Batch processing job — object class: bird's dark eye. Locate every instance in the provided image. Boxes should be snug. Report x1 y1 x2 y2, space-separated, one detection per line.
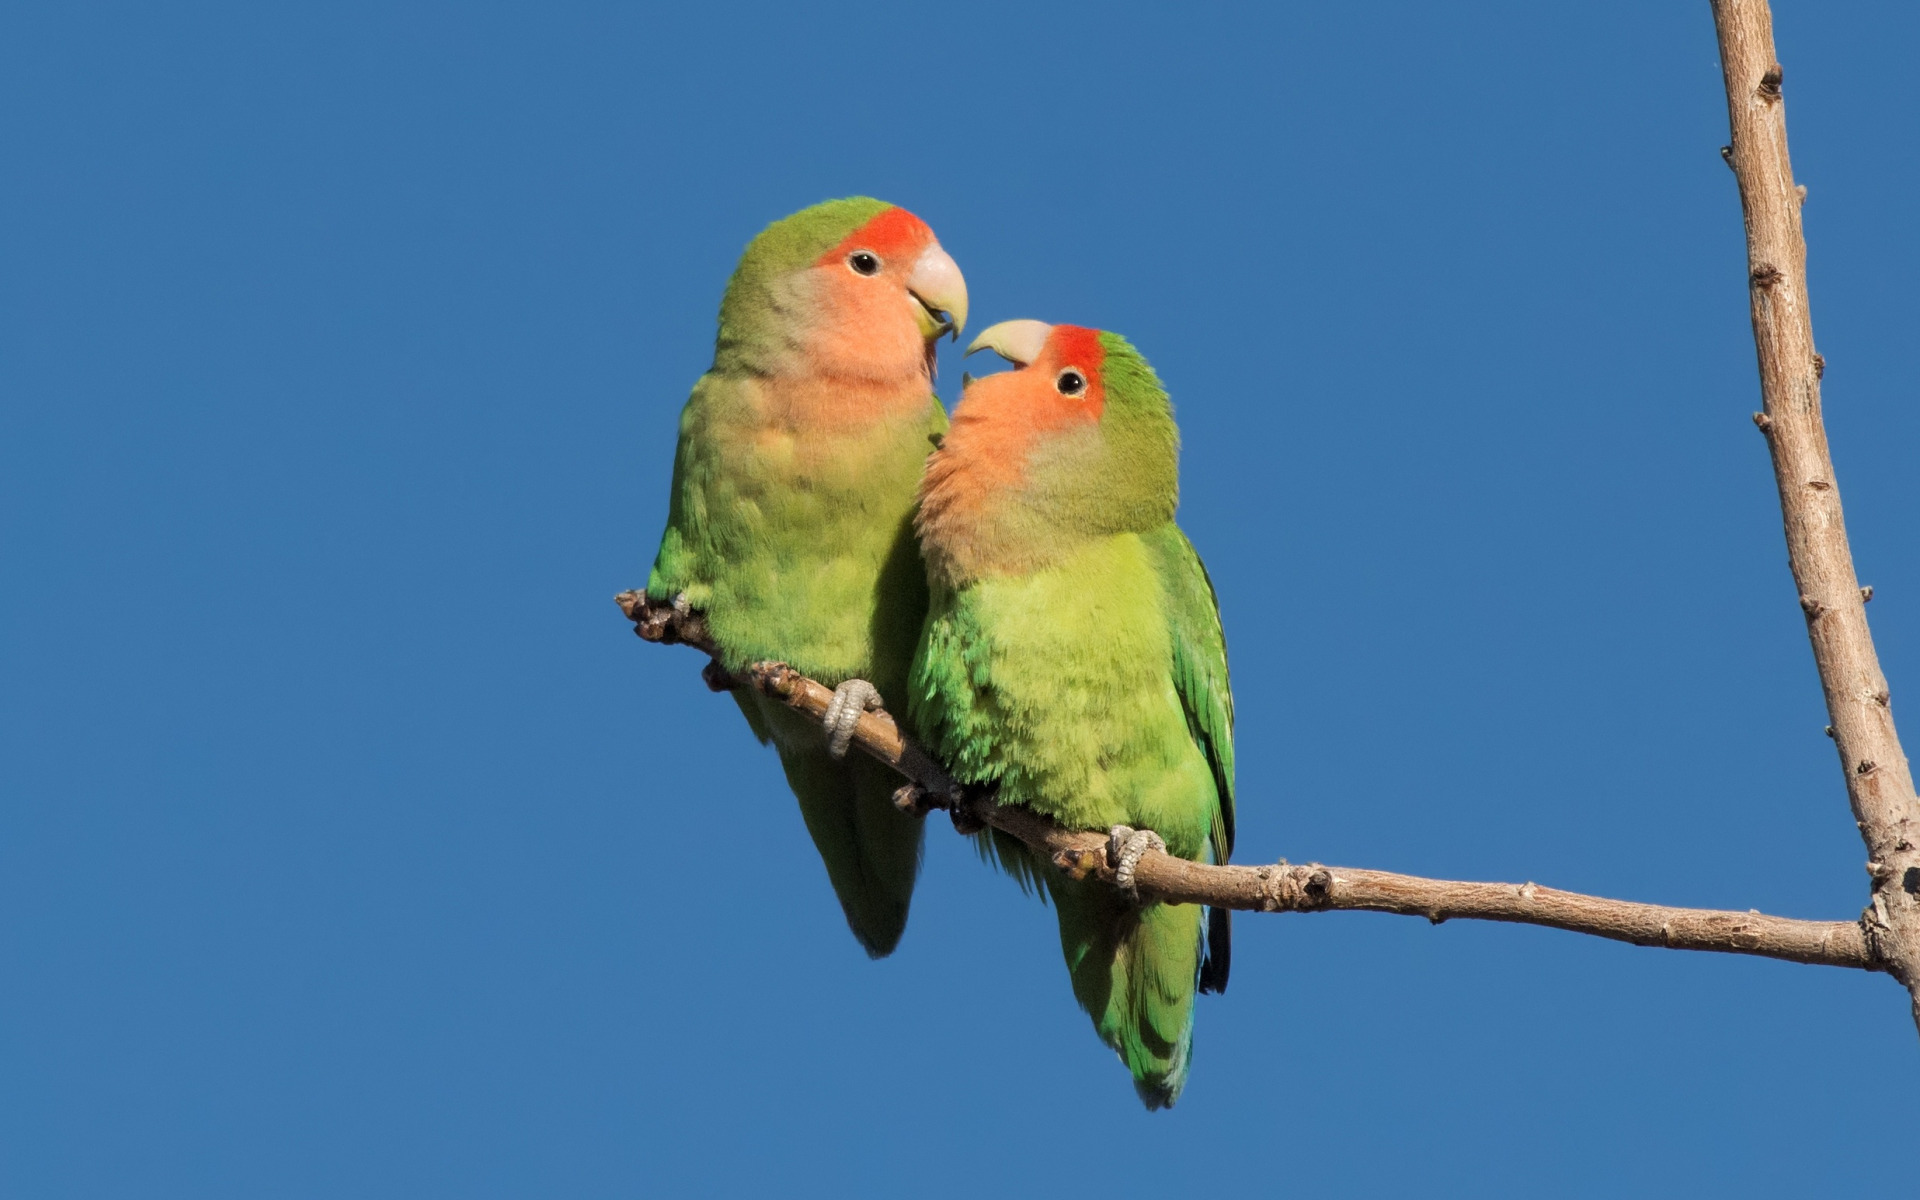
1056 369 1087 397
848 251 881 276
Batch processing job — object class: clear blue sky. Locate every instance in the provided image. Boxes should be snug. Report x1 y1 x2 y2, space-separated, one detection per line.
4 2 1917 1195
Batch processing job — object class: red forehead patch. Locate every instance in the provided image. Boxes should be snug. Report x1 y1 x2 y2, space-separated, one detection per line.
818 205 932 266
1047 325 1106 378
1018 323 1109 421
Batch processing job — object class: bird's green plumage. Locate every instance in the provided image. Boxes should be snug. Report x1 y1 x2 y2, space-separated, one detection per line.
909 331 1233 1106
647 197 946 957
649 369 941 681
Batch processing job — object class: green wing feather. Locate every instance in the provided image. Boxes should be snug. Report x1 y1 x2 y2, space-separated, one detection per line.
1144 524 1235 994
1144 525 1235 862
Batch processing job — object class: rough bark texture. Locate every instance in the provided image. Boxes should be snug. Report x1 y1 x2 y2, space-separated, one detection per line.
617 589 1877 973
1711 0 1920 1030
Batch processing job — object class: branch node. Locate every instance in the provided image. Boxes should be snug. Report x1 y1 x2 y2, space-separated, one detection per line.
1752 411 1773 432
1813 352 1826 378
1826 725 1836 739
1719 144 1734 168
1303 866 1334 907
701 659 740 692
950 788 987 835
1856 759 1878 776
1054 848 1103 880
1806 478 1831 492
1799 594 1827 620
1757 63 1783 102
1751 263 1784 289
892 782 934 817
621 589 709 647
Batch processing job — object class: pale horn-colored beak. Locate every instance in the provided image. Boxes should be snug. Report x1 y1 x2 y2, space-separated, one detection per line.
965 319 1054 367
906 243 968 342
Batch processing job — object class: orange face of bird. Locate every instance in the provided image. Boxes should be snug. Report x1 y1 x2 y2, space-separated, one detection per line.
947 320 1108 463
795 207 969 384
913 321 1109 543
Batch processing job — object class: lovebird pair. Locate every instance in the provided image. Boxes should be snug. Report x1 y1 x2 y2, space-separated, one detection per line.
642 198 1234 1108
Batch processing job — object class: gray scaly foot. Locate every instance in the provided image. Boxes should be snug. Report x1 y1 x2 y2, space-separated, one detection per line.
822 678 882 759
1107 825 1168 899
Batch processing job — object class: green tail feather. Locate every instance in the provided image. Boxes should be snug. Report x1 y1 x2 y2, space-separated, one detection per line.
743 693 924 957
1046 872 1202 1109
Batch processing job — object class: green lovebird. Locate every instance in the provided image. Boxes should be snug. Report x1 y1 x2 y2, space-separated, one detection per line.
908 319 1234 1108
645 198 968 957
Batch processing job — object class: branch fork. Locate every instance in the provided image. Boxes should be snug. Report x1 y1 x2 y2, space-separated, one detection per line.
1714 0 1920 1028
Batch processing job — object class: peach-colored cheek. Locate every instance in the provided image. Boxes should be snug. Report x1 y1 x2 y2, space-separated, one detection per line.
951 374 1025 427
1024 380 1102 432
799 268 923 377
952 373 1099 452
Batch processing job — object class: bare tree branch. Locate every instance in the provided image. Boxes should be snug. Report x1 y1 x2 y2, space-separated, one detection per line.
617 590 1879 974
1711 0 1920 1030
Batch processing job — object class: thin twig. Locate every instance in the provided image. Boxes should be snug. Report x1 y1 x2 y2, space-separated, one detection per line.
617 590 1878 973
1711 0 1920 1029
